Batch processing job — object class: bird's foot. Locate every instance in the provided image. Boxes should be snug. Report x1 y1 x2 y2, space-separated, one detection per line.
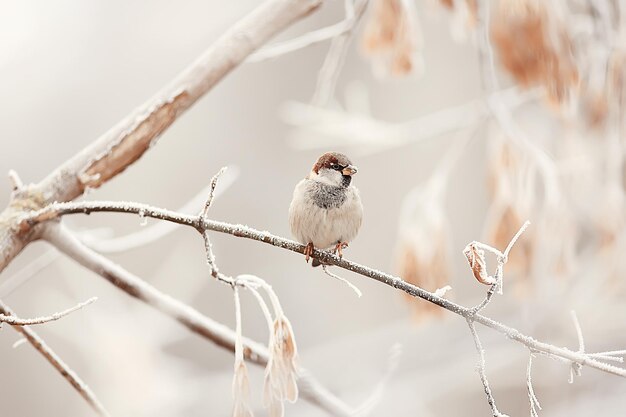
334 242 349 258
304 242 314 263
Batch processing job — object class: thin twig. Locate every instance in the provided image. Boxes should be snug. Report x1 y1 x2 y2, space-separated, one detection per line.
200 167 228 218
311 0 369 106
199 167 237 286
527 354 542 417
321 264 362 297
12 338 27 349
0 300 110 416
31 0 324 203
41 222 353 417
79 166 239 254
569 310 585 381
571 310 586 353
0 297 96 325
248 0 359 63
24 200 626 378
503 220 531 260
467 319 508 417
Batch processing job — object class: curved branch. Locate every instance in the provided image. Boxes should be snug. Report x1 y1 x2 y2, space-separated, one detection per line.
0 297 96 325
23 200 626 378
0 300 110 416
34 0 323 203
0 0 324 274
41 223 353 417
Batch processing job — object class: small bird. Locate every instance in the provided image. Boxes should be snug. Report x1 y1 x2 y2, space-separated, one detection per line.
289 152 363 265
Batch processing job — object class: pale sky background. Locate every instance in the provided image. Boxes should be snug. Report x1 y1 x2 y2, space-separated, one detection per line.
0 1 624 416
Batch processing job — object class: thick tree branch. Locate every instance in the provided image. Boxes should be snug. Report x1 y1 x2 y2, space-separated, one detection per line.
0 300 110 416
35 0 323 202
25 200 626 379
41 222 353 417
0 0 324 274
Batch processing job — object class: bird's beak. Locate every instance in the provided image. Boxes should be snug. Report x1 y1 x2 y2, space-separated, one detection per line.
342 165 358 176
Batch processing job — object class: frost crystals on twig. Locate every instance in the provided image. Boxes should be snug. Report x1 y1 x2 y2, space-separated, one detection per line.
463 221 530 416
0 296 97 325
569 310 584 383
199 167 234 286
464 220 530 312
467 319 509 417
196 168 301 417
527 353 542 417
0 300 110 416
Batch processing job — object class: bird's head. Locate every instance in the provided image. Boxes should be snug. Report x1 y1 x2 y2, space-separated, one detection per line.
309 152 358 188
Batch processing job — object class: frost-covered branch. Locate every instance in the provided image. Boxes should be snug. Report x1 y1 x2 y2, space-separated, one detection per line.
0 300 110 416
22 200 626 379
527 354 542 417
467 319 507 417
41 222 353 417
0 296 96 325
0 0 325 274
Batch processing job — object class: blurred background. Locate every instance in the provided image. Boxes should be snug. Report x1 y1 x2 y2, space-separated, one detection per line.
1 0 625 415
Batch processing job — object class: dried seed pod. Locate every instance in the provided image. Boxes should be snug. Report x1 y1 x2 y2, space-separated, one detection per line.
263 316 299 417
361 0 423 76
491 0 578 105
232 361 253 417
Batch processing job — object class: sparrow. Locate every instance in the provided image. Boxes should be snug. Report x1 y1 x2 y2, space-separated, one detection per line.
289 152 363 266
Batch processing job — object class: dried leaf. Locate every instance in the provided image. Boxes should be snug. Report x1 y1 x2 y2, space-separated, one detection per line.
464 243 496 285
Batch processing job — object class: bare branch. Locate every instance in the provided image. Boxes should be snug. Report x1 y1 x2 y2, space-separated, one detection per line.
502 220 531 260
569 310 585 381
467 319 508 417
200 167 228 219
321 264 362 297
0 0 327 275
34 0 323 203
527 354 542 417
79 166 239 253
25 200 626 378
12 337 27 349
0 300 110 416
0 297 96 325
41 222 353 417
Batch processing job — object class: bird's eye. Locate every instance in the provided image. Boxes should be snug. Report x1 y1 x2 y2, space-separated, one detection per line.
330 163 342 171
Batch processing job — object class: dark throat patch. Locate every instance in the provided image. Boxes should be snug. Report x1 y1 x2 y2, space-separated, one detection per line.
309 181 348 209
